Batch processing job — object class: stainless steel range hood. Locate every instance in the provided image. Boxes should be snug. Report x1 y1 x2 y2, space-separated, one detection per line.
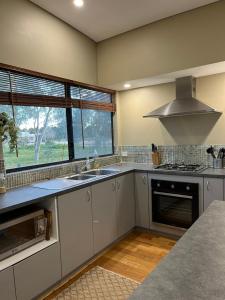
143 76 221 118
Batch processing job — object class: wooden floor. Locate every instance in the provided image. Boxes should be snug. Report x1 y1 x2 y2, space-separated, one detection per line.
43 231 176 299
94 231 176 282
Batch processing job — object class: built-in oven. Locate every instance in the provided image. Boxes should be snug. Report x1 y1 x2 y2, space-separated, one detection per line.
0 207 50 261
152 179 199 229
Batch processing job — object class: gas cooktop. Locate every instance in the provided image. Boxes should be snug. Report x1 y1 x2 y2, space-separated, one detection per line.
154 163 206 172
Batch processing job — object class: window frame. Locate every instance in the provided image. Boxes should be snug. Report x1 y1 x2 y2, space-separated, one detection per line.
0 63 115 173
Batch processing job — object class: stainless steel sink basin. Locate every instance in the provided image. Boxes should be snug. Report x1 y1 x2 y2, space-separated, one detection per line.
84 169 119 176
67 174 96 181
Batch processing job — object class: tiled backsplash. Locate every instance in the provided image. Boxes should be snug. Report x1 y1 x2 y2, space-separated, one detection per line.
6 155 120 189
117 144 223 167
5 144 224 190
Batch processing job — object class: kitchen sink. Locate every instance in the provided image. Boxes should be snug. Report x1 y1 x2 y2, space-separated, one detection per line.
67 174 96 181
84 169 119 176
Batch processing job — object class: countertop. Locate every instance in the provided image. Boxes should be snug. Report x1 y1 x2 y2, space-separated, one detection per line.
0 167 132 215
200 167 225 177
129 200 225 300
112 163 225 178
1 163 225 214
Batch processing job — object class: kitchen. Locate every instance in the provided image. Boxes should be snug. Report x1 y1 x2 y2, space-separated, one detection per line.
1 0 225 299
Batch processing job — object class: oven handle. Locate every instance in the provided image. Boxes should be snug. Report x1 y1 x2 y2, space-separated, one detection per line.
153 191 193 199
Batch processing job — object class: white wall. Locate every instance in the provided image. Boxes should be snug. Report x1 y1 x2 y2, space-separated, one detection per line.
116 73 225 146
97 1 225 87
0 0 97 84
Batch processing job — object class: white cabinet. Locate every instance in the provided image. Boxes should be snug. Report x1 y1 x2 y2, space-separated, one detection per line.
117 173 135 237
14 243 61 300
0 267 16 300
92 179 118 254
58 188 94 277
204 177 224 210
135 172 149 229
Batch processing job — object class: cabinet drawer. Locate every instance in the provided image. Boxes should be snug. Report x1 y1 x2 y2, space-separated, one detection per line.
14 243 61 300
0 267 16 300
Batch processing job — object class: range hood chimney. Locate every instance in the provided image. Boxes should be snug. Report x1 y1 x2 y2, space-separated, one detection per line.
143 76 221 118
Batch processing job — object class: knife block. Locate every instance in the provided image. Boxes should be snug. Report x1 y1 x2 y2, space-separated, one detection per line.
152 152 161 166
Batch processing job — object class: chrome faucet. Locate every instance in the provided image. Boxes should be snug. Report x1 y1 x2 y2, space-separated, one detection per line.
80 157 97 173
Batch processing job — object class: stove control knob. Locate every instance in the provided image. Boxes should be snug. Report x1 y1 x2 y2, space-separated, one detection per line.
157 183 160 187
186 186 190 191
171 184 175 189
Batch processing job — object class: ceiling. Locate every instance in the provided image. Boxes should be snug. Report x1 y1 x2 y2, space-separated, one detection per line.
30 0 218 42
106 61 225 91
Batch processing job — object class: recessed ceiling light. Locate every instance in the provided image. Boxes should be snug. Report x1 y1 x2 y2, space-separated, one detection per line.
73 0 84 8
124 83 131 89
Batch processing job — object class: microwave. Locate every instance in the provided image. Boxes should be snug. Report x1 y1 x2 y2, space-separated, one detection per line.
0 207 50 261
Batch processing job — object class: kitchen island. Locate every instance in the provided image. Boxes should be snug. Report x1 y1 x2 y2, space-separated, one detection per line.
130 200 225 300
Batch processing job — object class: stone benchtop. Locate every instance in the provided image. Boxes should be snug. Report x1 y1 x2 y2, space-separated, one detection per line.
130 200 225 300
1 163 225 214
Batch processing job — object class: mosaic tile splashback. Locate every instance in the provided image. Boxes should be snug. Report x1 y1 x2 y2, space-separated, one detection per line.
117 144 225 167
5 144 225 190
6 155 120 189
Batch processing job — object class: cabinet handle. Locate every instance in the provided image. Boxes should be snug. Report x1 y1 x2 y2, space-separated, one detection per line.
206 181 210 191
112 182 116 192
93 220 100 224
87 190 91 202
117 181 121 191
142 175 147 185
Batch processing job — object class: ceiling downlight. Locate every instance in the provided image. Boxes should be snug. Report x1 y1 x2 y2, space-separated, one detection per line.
73 0 84 8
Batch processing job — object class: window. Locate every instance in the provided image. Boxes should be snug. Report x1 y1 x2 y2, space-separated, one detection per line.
71 86 114 159
10 72 65 97
72 109 113 159
70 86 111 103
0 65 115 171
1 105 68 169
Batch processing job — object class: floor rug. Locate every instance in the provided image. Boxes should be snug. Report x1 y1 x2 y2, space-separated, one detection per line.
51 266 140 300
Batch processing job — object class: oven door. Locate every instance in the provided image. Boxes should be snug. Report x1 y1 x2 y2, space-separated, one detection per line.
152 180 199 229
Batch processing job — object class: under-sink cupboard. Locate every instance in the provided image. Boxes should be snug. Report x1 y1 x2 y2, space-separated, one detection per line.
92 173 135 253
59 173 135 277
92 178 118 254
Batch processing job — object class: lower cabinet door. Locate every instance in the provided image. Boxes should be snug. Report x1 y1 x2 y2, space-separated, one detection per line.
204 178 224 210
117 174 135 237
92 179 117 254
14 243 61 300
0 267 16 300
58 188 94 277
135 172 149 229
